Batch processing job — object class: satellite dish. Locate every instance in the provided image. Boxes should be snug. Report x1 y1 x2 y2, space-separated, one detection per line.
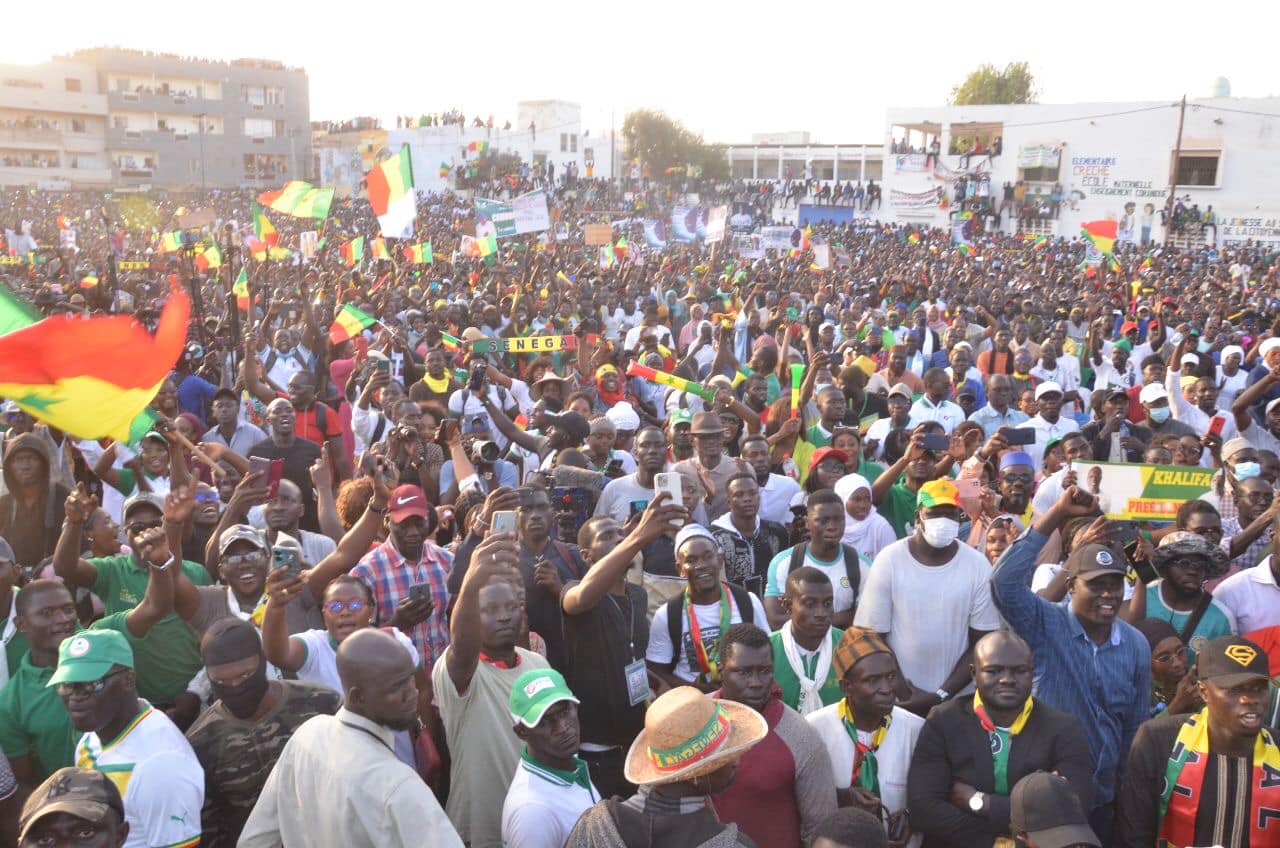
1211 77 1231 97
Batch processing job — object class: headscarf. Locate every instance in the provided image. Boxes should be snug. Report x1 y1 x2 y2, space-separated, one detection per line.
834 473 877 550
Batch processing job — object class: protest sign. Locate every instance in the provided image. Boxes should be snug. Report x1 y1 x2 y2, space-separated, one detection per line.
761 226 799 251
584 224 613 246
1071 460 1212 522
704 205 727 243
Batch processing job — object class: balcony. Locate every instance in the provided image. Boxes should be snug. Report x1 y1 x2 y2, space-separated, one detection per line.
0 87 107 116
0 163 112 188
108 89 212 113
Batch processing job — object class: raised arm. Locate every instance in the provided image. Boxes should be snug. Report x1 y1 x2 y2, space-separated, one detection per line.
1232 362 1280 432
241 332 276 406
52 484 100 589
309 445 344 543
444 532 521 696
563 494 687 615
303 459 393 600
481 394 542 453
121 526 176 639
261 568 308 673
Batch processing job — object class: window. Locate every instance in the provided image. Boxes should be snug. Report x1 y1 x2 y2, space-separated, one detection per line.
64 78 81 92
1174 151 1221 187
243 118 274 137
570 134 578 153
71 119 85 133
112 116 128 129
1019 165 1060 183
560 133 568 152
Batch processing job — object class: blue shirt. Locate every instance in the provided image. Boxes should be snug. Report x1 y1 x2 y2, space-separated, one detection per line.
175 373 218 424
438 459 519 495
968 404 1030 437
990 528 1151 808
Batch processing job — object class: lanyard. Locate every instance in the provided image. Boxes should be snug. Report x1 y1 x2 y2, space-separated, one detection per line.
608 593 638 661
685 584 733 683
339 720 393 753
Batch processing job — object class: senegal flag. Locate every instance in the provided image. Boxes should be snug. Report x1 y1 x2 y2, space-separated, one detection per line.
370 237 391 261
329 304 377 344
403 242 433 264
366 145 416 238
159 231 182 253
340 236 364 267
0 286 41 336
252 202 278 246
1081 220 1117 256
0 285 189 441
257 181 335 219
233 267 249 310
194 240 222 271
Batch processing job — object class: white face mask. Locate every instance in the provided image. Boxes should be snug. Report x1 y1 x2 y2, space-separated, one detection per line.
921 517 960 549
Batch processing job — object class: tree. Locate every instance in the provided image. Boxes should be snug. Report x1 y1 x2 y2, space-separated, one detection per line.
949 62 1038 105
622 109 727 181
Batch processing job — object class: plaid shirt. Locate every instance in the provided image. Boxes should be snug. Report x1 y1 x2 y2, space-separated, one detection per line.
352 540 453 667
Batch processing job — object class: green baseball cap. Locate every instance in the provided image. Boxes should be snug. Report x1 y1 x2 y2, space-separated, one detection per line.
47 631 134 687
508 668 579 728
669 409 693 427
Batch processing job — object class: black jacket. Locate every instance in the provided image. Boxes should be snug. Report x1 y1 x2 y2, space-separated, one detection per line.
907 696 1094 848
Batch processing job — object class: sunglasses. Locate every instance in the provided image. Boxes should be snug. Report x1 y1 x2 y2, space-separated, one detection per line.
1000 472 1034 484
56 668 128 697
325 600 367 615
126 519 164 535
224 552 264 567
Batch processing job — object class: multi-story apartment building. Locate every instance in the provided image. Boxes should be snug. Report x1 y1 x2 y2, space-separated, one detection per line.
0 59 112 189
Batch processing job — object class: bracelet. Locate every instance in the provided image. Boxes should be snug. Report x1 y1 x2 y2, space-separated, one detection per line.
367 502 387 514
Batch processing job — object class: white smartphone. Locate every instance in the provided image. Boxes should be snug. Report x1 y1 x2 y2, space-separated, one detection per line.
491 510 518 535
653 473 684 527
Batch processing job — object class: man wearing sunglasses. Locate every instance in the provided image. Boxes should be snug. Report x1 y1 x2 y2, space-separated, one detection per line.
52 489 213 729
49 629 203 848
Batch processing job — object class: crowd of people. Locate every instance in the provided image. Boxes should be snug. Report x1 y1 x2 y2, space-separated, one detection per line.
1 173 1279 848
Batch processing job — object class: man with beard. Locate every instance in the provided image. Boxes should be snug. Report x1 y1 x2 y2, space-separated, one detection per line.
710 623 837 847
501 669 598 848
185 619 339 848
257 479 336 566
241 629 462 848
352 484 452 668
1141 532 1235 661
992 486 1151 841
966 451 1036 547
674 412 749 520
51 627 203 848
856 480 1002 717
409 346 463 410
906 632 1093 848
740 433 803 525
0 578 79 788
1117 635 1279 848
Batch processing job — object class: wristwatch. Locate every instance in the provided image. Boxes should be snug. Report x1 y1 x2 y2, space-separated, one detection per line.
152 555 176 572
934 687 951 702
968 791 986 814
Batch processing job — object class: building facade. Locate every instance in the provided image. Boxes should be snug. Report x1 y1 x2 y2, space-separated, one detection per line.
725 131 884 186
5 48 313 191
0 60 112 189
880 97 1280 248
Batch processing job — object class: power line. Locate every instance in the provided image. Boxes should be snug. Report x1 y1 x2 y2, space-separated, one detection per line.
995 103 1174 129
1189 103 1280 119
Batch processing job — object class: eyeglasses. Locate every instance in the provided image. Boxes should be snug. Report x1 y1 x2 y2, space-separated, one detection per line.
1153 644 1188 664
1190 527 1224 541
194 490 220 503
224 552 265 567
1241 491 1275 504
1167 557 1209 575
125 519 163 536
1000 472 1034 484
56 668 128 696
325 600 367 614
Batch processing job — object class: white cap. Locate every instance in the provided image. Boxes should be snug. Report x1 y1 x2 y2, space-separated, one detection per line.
1139 383 1169 404
1267 398 1280 415
1034 381 1063 400
673 524 717 554
1180 353 1199 366
1222 345 1245 363
1261 338 1280 357
606 402 641 431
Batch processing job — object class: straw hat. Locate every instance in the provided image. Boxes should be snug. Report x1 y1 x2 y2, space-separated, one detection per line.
623 686 767 786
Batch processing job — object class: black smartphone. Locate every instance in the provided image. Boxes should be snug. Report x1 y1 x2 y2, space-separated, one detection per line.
468 361 486 391
922 433 950 452
408 583 432 604
607 458 624 474
1003 427 1037 446
373 358 391 374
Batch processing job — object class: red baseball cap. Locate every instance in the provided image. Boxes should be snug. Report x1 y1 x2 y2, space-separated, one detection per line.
388 484 431 522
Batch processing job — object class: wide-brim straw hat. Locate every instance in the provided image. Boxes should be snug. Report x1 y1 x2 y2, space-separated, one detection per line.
623 686 768 786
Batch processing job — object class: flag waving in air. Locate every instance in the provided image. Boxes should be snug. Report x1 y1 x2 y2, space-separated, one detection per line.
252 202 278 246
233 268 250 310
366 145 416 238
340 236 364 266
0 283 190 441
257 181 335 219
329 304 378 344
1081 220 1118 256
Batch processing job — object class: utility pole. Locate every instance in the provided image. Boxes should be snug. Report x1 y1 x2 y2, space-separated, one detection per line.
1162 95 1186 248
196 112 207 193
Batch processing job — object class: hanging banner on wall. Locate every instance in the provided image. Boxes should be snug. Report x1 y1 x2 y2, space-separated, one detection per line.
1220 214 1280 247
894 154 929 172
890 187 943 209
1017 145 1061 169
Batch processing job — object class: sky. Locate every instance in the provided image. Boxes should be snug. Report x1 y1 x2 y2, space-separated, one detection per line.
11 0 1276 145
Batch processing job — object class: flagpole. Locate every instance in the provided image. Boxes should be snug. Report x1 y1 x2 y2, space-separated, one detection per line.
223 223 241 374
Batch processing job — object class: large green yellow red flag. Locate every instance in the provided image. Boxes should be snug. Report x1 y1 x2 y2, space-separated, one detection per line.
340 236 364 266
252 202 278 246
1081 220 1118 255
194 239 222 271
329 303 377 344
0 285 189 441
365 145 416 238
257 181 334 219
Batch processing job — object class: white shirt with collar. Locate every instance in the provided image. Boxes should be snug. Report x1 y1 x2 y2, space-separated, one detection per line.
1027 414 1080 471
759 472 803 525
908 397 966 434
1213 558 1280 633
501 752 599 848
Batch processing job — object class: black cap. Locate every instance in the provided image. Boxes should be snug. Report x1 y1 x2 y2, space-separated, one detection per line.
1197 635 1270 688
20 767 125 843
1010 772 1100 848
1064 544 1126 582
546 411 590 445
212 386 239 404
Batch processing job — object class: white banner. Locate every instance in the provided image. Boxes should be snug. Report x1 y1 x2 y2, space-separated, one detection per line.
1017 145 1061 169
1220 214 1280 247
890 187 942 209
704 205 727 243
300 231 318 259
894 154 929 172
760 225 800 251
734 233 763 259
512 190 551 234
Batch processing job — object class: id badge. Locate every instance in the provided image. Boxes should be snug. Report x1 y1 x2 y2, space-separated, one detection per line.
624 658 650 707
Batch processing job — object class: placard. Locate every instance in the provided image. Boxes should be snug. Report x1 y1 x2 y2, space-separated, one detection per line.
584 224 613 246
1072 460 1212 522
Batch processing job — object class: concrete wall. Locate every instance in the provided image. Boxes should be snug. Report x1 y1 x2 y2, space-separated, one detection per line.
0 60 112 187
880 98 1280 247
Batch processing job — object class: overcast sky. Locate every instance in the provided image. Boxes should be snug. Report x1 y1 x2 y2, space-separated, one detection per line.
13 0 1275 144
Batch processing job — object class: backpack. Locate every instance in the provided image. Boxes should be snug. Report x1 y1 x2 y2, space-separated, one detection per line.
665 581 754 665
786 542 862 608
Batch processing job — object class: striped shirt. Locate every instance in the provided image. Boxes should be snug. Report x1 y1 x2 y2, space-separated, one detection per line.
990 528 1151 808
352 540 453 668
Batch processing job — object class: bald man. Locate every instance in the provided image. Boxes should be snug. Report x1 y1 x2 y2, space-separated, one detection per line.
241 629 462 848
906 631 1094 848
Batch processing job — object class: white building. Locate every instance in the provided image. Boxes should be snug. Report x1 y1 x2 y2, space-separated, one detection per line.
0 60 112 189
725 131 883 185
374 99 612 193
880 94 1280 248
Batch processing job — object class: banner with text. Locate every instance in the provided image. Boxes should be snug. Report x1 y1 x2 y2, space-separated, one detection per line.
1017 145 1061 170
1220 214 1280 247
894 154 929 172
890 187 942 209
1073 460 1212 522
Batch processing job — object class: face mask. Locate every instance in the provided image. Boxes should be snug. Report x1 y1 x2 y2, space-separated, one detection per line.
921 517 960 549
211 660 270 719
1148 406 1171 424
1233 461 1262 480
815 383 832 395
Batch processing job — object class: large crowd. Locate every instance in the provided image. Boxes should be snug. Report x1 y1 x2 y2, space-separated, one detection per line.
1 172 1279 848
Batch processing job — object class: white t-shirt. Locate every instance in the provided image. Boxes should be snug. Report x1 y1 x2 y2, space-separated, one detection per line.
760 473 803 525
623 323 674 352
292 627 419 694
76 703 204 848
501 754 600 848
765 545 870 615
853 538 1004 693
647 590 768 683
447 386 515 451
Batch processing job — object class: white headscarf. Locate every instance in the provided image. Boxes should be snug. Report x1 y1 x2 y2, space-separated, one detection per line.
833 473 876 550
